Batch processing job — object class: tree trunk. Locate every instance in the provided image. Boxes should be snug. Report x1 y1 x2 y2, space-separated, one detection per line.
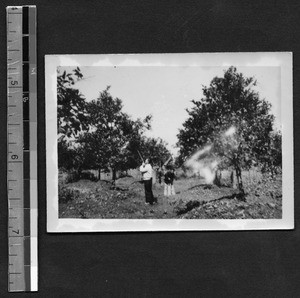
77 167 82 180
230 171 236 188
112 168 117 181
213 170 222 186
235 165 245 194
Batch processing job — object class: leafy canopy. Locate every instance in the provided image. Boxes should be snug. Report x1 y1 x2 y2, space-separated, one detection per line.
74 87 170 174
57 67 87 138
177 66 279 173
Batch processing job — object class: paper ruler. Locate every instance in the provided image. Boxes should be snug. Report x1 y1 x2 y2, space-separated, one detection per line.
7 6 38 292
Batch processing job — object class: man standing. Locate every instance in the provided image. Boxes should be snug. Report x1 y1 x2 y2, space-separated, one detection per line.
140 158 155 205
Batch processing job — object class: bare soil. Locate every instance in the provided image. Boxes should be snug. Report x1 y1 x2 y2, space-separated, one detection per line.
59 174 282 219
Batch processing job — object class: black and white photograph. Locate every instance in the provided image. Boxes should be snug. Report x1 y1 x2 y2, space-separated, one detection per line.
1 1 300 296
46 53 293 232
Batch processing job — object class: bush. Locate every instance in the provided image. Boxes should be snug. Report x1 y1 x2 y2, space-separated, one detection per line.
58 171 68 184
80 171 98 181
59 185 79 203
64 170 98 183
118 171 132 178
89 174 98 182
65 171 80 183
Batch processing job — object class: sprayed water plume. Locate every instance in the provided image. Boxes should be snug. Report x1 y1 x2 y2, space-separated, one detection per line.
183 126 237 184
224 126 236 137
184 145 218 184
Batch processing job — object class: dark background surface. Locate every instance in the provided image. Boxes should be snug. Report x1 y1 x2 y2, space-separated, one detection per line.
0 0 299 297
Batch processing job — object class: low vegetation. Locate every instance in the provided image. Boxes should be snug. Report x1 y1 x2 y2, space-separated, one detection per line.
59 173 282 219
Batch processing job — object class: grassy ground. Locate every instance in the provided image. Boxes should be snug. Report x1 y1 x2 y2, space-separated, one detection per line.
59 173 282 219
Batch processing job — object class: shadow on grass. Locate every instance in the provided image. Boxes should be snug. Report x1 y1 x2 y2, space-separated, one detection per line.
187 184 213 191
187 183 232 191
175 191 246 215
215 192 246 202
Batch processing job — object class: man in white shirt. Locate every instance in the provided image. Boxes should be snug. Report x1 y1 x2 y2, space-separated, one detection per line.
139 158 155 205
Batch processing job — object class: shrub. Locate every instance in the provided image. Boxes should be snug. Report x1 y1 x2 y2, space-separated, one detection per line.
65 171 80 183
80 171 98 181
58 185 78 203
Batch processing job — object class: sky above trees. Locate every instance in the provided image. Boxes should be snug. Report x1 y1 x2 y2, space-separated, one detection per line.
68 65 281 155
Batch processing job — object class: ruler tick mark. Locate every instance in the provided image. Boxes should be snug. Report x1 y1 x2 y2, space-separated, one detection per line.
7 5 38 292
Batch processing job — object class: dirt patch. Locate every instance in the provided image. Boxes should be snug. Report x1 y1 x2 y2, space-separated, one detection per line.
182 194 282 219
59 174 282 219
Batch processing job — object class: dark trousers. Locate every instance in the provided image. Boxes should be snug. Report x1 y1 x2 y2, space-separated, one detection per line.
144 178 154 204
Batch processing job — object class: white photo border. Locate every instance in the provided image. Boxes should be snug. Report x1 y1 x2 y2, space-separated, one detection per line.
46 53 293 232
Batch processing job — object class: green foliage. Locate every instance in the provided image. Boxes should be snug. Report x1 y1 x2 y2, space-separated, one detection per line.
138 137 171 166
78 87 148 174
58 137 75 171
58 136 86 176
260 130 282 174
80 172 98 181
71 87 171 178
58 184 79 203
177 66 280 192
57 71 172 179
57 67 90 176
57 67 88 137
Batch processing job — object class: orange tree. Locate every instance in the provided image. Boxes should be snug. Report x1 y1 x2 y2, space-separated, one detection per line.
57 67 90 174
177 66 280 193
57 67 88 137
78 87 158 181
